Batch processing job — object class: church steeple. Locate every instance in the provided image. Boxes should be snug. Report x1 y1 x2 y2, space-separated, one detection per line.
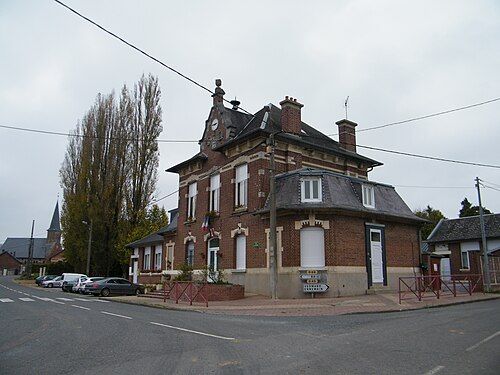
47 200 61 247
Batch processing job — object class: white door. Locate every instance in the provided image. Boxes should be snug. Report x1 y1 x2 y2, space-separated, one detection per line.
370 229 384 283
132 260 138 284
440 257 451 283
207 238 219 282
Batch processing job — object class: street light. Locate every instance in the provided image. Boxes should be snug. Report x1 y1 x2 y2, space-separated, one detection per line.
82 220 93 275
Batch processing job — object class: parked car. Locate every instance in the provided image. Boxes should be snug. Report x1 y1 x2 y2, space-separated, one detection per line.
61 273 87 292
84 277 143 297
43 275 63 288
35 275 57 286
73 277 105 294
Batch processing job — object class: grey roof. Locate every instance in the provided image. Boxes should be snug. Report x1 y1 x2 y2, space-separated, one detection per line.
126 209 179 248
48 201 61 232
167 102 381 173
157 208 178 235
263 168 424 223
0 238 50 259
426 214 500 243
218 104 381 167
126 232 164 249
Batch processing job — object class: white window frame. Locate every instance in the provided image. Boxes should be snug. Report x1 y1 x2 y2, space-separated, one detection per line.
301 177 322 202
461 250 470 270
235 164 248 208
236 235 247 270
186 241 195 267
154 246 162 271
143 248 151 271
166 244 174 271
210 174 220 213
187 182 197 220
362 184 375 208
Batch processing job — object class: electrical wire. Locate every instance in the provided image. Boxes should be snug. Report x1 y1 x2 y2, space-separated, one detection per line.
328 97 500 136
53 0 253 116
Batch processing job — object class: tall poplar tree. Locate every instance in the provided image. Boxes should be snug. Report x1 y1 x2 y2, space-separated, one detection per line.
60 74 162 276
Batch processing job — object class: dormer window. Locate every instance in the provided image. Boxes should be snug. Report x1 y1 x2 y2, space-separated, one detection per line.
301 177 322 202
362 184 375 208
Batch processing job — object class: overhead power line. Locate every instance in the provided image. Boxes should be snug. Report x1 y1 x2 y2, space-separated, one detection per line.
2 122 499 168
328 97 500 136
53 0 253 115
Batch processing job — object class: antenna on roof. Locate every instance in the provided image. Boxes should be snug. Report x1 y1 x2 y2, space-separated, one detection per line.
344 96 349 119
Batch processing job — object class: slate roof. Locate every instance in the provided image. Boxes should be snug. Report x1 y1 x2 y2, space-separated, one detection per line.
262 168 424 223
126 209 179 248
48 201 61 232
426 214 500 243
217 104 381 167
167 102 381 173
0 238 50 259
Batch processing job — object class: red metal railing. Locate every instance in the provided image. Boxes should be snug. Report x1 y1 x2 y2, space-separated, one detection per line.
398 274 484 304
162 281 208 307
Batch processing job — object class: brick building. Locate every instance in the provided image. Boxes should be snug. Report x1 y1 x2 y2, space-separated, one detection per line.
129 80 424 298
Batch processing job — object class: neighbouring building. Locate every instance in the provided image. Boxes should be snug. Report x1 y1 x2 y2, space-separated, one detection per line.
0 201 64 273
423 214 500 288
129 80 425 298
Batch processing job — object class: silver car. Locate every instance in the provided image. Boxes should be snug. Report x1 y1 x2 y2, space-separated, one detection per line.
42 276 62 288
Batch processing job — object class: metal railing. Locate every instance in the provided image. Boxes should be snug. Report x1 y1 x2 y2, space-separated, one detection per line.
162 281 209 307
398 274 484 304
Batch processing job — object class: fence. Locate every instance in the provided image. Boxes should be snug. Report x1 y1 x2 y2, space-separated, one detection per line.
398 274 483 304
162 281 209 307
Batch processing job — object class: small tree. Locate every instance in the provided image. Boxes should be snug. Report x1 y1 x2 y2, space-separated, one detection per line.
414 205 446 239
459 197 492 217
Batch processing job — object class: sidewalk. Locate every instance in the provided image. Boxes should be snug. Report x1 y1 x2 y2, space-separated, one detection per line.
109 291 500 317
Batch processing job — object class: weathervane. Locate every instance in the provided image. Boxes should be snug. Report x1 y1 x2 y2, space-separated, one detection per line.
344 96 349 119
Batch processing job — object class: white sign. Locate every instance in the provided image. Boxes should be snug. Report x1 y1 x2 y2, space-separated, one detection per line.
303 284 329 293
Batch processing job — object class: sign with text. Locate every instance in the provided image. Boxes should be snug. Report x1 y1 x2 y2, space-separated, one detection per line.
303 284 329 293
300 274 321 280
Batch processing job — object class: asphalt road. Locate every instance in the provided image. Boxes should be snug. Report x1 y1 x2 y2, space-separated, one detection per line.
1 276 499 375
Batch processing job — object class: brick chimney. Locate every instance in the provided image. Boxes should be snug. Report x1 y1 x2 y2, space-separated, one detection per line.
212 79 225 105
336 119 357 152
280 96 303 134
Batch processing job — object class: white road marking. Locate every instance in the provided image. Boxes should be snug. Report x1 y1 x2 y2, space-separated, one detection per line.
101 311 132 320
93 299 110 303
466 330 500 352
150 321 236 341
56 298 75 301
73 298 92 302
19 298 35 302
0 298 14 303
72 305 90 310
424 365 445 375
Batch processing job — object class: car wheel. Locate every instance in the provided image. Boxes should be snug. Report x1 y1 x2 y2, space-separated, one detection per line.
135 288 140 296
48 284 53 288
100 288 110 297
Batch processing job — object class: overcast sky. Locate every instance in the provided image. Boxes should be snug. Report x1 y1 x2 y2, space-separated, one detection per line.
1 0 499 243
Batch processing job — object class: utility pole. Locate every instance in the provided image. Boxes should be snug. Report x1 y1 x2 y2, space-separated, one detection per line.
83 220 93 275
475 177 490 292
268 133 278 299
26 220 35 276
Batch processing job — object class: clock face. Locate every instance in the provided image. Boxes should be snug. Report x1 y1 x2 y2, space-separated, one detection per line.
211 118 219 131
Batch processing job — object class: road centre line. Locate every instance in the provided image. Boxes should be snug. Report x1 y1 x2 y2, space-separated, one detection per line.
150 321 236 341
72 304 91 310
466 330 500 352
423 365 445 375
101 311 132 320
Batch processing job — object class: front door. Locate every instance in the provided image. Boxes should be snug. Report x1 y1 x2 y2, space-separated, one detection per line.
370 229 384 284
430 257 441 291
440 257 451 283
207 238 219 282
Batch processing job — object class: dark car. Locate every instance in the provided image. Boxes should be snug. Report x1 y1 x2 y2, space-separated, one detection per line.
84 278 143 297
35 275 57 286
